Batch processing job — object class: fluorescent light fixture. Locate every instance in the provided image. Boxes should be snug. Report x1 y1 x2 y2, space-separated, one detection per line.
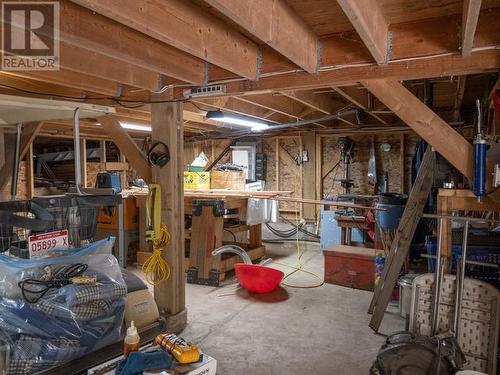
119 121 152 132
206 110 270 132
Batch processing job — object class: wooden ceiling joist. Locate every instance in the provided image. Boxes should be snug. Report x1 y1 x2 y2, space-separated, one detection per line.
219 49 500 96
332 87 389 125
2 22 161 91
452 76 467 122
335 0 389 65
233 94 304 120
59 42 161 91
203 0 319 73
191 97 281 124
461 0 482 56
60 2 206 85
362 79 473 179
280 90 336 115
71 0 259 79
4 70 120 98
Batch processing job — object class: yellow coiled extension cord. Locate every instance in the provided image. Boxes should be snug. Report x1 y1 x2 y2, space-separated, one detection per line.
143 184 171 285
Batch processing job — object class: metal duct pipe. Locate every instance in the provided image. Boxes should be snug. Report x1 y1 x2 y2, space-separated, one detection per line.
261 109 358 132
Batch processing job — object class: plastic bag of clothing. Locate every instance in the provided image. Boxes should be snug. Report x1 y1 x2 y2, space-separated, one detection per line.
246 198 278 225
0 237 126 374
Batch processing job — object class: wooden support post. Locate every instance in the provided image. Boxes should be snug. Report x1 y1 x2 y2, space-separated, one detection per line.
151 97 186 331
26 144 34 199
399 134 405 194
315 134 323 219
119 152 126 189
437 193 452 269
189 204 224 278
80 138 87 188
0 122 43 192
249 224 262 249
99 140 106 163
302 132 316 221
275 137 279 191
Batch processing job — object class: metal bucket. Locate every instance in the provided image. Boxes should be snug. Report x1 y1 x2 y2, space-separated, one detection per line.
398 274 417 320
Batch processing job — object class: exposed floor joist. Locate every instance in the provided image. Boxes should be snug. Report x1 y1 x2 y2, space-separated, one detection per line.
203 0 319 73
60 2 206 84
336 0 389 65
233 94 305 120
71 0 259 79
462 0 482 56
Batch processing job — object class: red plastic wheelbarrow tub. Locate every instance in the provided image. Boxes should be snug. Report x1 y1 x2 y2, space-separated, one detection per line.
234 263 284 293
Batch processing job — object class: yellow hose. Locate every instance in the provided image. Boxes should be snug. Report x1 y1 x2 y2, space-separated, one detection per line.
271 206 324 289
142 184 171 285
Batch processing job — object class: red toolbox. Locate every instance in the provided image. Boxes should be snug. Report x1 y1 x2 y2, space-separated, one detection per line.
324 245 375 291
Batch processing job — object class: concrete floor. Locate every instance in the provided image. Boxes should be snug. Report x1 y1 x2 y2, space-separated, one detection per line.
181 241 404 375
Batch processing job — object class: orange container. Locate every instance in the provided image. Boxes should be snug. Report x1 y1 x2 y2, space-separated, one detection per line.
97 197 138 230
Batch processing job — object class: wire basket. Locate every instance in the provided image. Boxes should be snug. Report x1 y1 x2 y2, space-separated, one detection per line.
0 195 121 256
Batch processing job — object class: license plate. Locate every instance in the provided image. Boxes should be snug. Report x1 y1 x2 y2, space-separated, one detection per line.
28 230 69 258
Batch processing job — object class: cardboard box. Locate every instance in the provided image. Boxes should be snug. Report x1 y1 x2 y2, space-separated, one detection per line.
210 170 245 190
184 172 210 190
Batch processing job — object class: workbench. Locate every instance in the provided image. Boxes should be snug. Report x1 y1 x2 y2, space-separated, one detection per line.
185 195 265 286
131 190 279 286
334 214 368 245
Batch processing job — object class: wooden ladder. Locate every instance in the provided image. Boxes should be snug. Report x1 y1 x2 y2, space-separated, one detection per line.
369 147 436 331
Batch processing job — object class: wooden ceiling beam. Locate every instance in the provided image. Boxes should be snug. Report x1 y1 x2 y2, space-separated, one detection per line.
332 87 389 125
2 22 161 91
71 0 259 79
60 2 205 84
362 79 473 179
203 0 318 73
98 115 151 181
233 94 305 119
2 70 120 98
280 90 356 126
217 49 500 95
280 90 339 115
461 0 482 56
201 7 500 87
452 76 467 122
336 0 389 65
59 42 160 91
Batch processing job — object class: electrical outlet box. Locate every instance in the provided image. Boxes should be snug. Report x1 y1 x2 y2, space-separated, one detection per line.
183 85 226 98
